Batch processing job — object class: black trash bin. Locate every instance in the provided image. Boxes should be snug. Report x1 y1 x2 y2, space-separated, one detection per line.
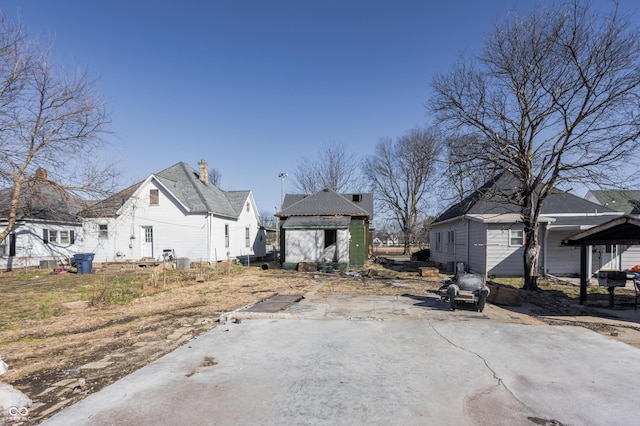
74 253 95 274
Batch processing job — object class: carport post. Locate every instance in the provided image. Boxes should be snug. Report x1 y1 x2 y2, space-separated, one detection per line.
580 244 588 305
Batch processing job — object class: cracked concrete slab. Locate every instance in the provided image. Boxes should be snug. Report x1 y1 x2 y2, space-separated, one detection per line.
44 295 640 426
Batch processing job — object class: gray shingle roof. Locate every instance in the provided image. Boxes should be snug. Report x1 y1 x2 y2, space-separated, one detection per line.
154 162 238 218
587 190 640 214
81 162 250 220
277 188 372 218
0 179 86 223
434 173 615 223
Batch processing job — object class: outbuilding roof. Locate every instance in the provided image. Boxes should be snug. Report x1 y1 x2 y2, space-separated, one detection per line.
277 188 373 218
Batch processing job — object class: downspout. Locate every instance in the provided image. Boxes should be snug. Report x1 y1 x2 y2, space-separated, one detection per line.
207 213 212 263
466 220 470 270
543 223 549 276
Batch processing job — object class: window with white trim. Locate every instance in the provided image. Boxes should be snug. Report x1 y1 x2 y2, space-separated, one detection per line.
434 232 442 252
43 229 58 244
99 224 108 239
509 229 524 246
225 224 230 248
245 227 250 247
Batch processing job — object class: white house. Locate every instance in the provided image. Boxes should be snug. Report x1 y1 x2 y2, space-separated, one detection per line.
430 174 627 277
0 168 85 271
81 161 266 264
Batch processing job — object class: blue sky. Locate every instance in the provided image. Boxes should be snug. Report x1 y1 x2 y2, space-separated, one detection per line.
1 0 638 216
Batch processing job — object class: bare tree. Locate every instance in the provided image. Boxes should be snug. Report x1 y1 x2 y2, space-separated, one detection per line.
430 1 640 290
443 134 497 204
208 167 222 187
0 14 114 244
292 143 360 193
362 127 441 255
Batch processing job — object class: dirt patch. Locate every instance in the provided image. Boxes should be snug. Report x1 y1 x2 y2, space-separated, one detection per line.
1 263 638 423
0 263 441 423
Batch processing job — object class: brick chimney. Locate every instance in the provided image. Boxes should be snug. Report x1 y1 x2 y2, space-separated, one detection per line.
198 160 209 184
35 168 48 181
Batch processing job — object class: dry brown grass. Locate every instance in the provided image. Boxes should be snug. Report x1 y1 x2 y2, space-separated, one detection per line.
2 262 634 422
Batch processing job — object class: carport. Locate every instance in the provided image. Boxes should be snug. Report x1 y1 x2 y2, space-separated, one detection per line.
563 215 640 305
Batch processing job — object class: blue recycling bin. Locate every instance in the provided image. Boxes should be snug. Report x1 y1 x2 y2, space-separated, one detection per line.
74 253 95 274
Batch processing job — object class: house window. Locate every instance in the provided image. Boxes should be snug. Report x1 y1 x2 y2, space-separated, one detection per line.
246 202 250 213
144 226 153 243
1 235 15 256
352 194 362 202
99 224 108 239
434 232 442 252
446 230 455 254
43 229 58 244
60 231 70 244
150 189 159 205
225 224 229 248
245 227 250 247
509 229 524 246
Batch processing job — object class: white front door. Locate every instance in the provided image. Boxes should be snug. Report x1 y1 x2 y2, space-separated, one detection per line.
142 226 154 258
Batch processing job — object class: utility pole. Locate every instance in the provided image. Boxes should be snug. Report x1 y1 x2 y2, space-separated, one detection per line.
278 172 288 208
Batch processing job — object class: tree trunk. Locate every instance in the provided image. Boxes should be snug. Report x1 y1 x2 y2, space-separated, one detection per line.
522 222 540 291
403 228 411 255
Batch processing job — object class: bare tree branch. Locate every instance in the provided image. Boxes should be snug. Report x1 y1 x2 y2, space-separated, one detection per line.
430 0 640 289
292 142 361 193
363 127 441 254
0 13 114 244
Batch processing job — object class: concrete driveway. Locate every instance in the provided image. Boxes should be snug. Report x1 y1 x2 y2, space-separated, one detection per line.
44 293 640 425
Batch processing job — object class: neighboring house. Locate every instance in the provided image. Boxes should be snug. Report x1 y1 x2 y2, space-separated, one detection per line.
276 188 373 270
80 160 265 263
585 189 640 215
429 173 627 278
0 168 85 271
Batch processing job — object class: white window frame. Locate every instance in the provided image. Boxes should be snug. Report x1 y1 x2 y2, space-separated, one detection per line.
225 224 230 248
99 224 108 239
509 229 524 246
245 227 250 247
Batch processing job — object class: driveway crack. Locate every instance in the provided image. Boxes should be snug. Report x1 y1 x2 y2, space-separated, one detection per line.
427 321 530 410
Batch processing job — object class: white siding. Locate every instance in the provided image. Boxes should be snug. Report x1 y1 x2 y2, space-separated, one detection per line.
486 224 524 276
467 220 487 274
0 221 82 270
545 230 582 275
285 229 322 263
81 180 264 263
429 219 469 271
620 245 640 270
284 228 349 263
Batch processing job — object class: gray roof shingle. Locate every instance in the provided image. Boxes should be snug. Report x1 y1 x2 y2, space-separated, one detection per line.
434 173 615 223
277 188 372 218
587 190 640 214
0 179 87 223
81 162 250 220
